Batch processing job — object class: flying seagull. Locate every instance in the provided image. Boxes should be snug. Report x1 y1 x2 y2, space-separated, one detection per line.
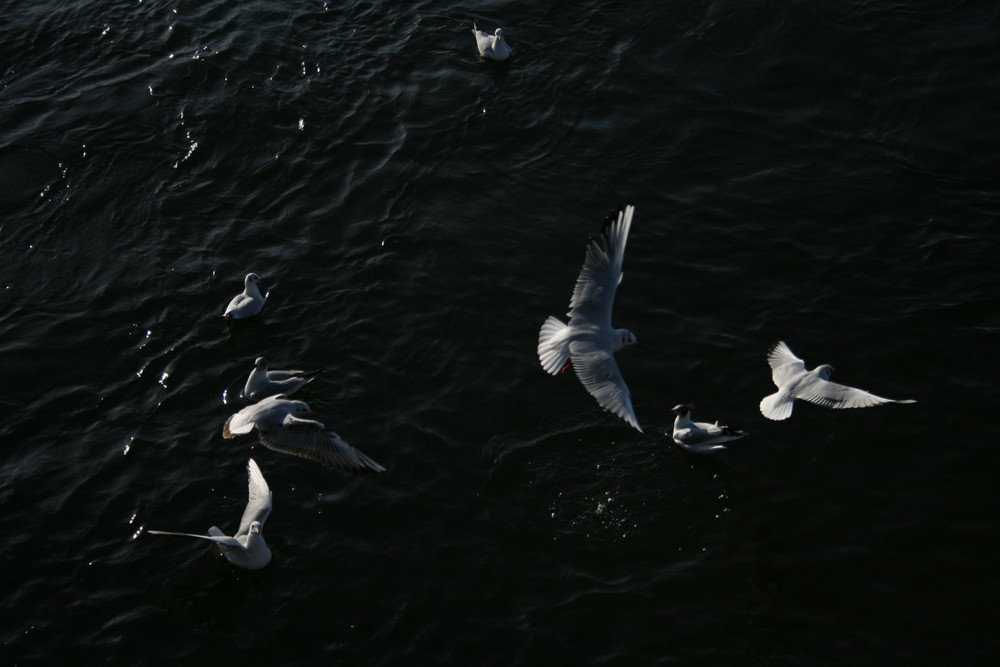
224 395 386 474
537 204 643 431
148 458 273 570
760 340 916 420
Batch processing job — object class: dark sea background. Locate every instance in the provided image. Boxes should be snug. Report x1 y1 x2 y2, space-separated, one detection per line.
2 0 998 664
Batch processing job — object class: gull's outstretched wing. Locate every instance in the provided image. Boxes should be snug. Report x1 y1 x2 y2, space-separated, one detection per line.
147 530 241 548
767 340 806 388
235 458 273 539
567 205 634 326
258 422 386 475
570 337 641 431
796 378 915 410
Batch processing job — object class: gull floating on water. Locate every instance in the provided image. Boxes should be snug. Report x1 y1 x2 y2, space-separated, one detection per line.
224 395 386 474
224 272 267 319
244 356 324 402
537 204 643 431
760 340 916 420
472 21 512 61
670 404 746 453
148 458 273 570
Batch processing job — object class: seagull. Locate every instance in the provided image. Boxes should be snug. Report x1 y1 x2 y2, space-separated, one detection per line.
670 404 746 453
537 204 643 431
760 340 916 420
472 21 512 61
243 356 324 402
148 458 273 570
224 272 267 319
223 395 386 474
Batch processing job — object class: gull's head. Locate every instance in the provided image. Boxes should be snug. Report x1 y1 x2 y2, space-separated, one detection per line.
290 402 317 418
614 329 643 352
816 364 835 380
244 273 269 291
249 521 263 535
671 403 694 417
254 357 268 370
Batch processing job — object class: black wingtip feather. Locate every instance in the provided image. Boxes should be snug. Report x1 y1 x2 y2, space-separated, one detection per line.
600 203 635 230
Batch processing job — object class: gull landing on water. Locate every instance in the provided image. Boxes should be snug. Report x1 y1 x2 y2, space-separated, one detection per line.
537 204 644 431
243 356 324 403
148 459 273 570
670 404 746 453
224 395 386 475
472 21 512 61
760 341 916 421
224 272 268 319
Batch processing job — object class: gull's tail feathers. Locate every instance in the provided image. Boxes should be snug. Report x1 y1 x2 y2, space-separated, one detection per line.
537 316 572 375
760 391 795 421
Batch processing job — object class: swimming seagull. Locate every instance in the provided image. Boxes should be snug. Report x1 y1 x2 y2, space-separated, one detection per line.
148 458 273 570
243 356 324 402
537 204 644 431
670 403 746 453
472 21 512 61
223 394 386 474
760 340 916 421
224 272 268 319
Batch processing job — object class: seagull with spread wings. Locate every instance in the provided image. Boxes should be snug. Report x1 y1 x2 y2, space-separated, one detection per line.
148 458 273 570
537 204 644 431
223 395 386 474
760 341 916 421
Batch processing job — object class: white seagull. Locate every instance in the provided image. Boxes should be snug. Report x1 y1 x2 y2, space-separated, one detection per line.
224 395 386 474
148 458 273 570
472 22 512 61
243 356 324 402
537 204 643 431
670 404 746 453
224 272 267 319
760 341 916 421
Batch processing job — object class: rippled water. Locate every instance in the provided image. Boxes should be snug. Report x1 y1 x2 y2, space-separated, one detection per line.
2 0 999 663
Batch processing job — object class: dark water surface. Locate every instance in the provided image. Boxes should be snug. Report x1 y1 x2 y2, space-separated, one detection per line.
2 0 998 663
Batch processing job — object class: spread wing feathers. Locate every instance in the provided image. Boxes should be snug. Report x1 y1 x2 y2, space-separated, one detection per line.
797 379 912 410
767 340 806 387
258 425 387 475
568 204 634 324
537 316 572 375
570 339 641 432
147 530 242 548
236 458 272 539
